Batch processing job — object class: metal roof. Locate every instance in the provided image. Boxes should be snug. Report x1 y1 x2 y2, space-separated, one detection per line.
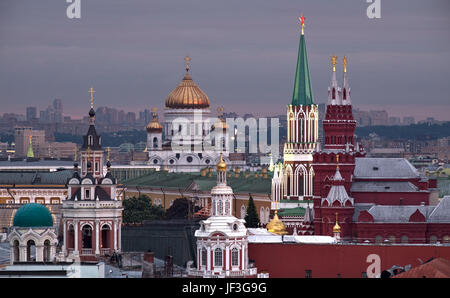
354 158 420 179
351 181 419 193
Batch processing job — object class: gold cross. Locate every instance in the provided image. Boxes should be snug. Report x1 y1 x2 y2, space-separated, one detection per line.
184 56 191 72
89 87 95 108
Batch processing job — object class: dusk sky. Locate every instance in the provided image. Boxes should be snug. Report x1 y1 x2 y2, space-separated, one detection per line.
0 0 449 121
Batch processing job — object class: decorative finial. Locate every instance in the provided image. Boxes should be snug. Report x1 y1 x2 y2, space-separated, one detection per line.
299 14 305 35
89 87 95 109
217 106 224 117
184 56 191 73
333 212 341 233
107 147 111 161
331 55 337 72
343 56 347 73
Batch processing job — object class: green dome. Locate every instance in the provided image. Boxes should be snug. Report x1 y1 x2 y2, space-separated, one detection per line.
13 203 53 227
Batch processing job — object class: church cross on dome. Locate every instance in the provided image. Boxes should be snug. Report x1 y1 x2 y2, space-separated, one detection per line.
89 87 95 109
184 56 191 72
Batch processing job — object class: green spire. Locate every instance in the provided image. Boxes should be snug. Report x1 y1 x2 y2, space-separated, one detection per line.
291 28 314 106
26 135 34 158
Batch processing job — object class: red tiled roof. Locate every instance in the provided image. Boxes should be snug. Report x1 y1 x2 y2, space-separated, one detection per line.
393 258 450 278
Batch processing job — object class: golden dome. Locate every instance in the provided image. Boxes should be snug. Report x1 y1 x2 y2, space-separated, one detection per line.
266 211 288 235
216 153 226 172
146 108 163 133
165 58 210 109
333 213 341 233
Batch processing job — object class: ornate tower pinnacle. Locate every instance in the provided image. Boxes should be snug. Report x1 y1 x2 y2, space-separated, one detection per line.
299 14 305 35
184 56 191 73
343 56 347 73
331 55 337 73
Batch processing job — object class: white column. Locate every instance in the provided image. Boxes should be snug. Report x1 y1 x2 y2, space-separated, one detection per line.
113 220 118 251
207 246 211 272
74 220 79 253
63 220 67 253
225 245 230 272
95 220 100 254
241 245 245 270
118 219 121 251
19 245 27 262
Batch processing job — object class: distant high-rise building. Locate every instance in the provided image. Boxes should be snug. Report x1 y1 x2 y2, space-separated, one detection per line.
26 107 37 121
388 116 401 126
403 116 415 125
53 99 63 123
14 127 46 158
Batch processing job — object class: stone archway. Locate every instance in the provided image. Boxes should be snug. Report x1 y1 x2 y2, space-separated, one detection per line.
27 239 36 262
81 225 93 249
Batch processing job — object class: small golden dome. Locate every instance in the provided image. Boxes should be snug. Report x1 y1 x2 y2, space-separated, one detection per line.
216 154 226 172
165 59 210 109
333 213 341 233
146 109 163 133
266 211 288 235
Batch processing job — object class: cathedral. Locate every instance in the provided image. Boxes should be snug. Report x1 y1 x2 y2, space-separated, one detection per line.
146 57 239 172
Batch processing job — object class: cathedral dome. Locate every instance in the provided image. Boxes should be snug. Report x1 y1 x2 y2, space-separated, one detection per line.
146 117 163 133
13 203 53 228
165 57 210 109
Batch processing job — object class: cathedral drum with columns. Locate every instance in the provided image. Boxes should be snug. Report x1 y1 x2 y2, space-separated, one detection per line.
146 56 231 172
188 155 258 278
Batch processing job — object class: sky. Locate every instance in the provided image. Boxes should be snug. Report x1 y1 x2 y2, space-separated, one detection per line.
0 0 449 121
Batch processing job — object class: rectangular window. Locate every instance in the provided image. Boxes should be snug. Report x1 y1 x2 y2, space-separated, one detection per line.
85 189 90 200
231 249 239 267
214 249 223 267
201 249 207 267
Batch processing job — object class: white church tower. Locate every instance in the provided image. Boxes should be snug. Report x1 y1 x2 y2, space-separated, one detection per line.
188 154 257 277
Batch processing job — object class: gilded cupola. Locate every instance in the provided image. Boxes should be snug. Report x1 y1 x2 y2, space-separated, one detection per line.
165 56 210 109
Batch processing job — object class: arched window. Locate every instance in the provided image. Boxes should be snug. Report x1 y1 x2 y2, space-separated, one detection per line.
388 235 396 243
212 201 216 216
82 225 93 249
443 235 450 244
240 205 246 219
43 239 51 262
375 235 383 244
13 240 19 262
401 235 408 244
88 135 93 146
332 88 336 99
218 200 223 216
260 207 265 224
231 248 239 267
430 235 438 244
153 137 158 148
27 240 36 262
343 88 347 100
201 248 207 267
101 225 111 250
225 201 230 216
214 248 223 267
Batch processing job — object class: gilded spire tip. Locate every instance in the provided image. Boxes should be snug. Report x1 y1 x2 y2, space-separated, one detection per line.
89 87 95 109
331 55 337 72
299 14 305 35
343 56 347 73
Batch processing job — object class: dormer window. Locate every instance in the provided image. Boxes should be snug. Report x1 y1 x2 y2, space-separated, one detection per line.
88 135 93 146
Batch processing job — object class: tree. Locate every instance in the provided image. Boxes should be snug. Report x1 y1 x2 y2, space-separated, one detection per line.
165 198 191 219
244 195 260 228
123 195 165 224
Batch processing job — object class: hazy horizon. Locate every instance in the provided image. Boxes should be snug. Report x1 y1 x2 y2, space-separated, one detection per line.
1 0 449 121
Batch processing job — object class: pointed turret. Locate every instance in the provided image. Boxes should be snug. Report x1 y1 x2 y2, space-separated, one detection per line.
327 55 341 105
291 14 314 106
341 56 351 105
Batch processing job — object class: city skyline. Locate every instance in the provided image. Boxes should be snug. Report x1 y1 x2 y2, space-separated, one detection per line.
1 1 449 121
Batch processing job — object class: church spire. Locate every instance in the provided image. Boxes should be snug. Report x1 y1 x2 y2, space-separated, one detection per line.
328 55 341 105
26 135 34 158
291 14 314 106
341 56 351 105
